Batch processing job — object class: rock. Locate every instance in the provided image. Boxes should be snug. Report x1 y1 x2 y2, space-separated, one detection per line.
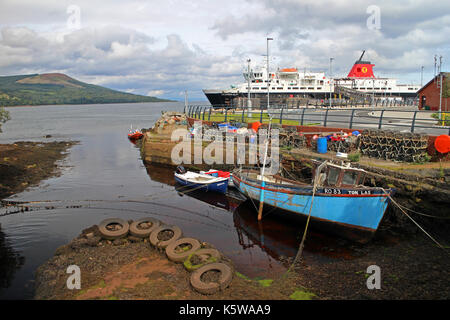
113 239 123 246
70 238 88 250
128 235 143 242
87 236 101 247
85 232 94 239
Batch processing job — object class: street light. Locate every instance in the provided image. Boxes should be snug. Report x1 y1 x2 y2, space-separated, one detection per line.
267 37 273 111
420 66 424 87
247 58 252 116
329 58 334 108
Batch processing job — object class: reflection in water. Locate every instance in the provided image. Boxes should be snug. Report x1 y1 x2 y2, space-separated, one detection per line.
0 229 25 294
144 162 360 268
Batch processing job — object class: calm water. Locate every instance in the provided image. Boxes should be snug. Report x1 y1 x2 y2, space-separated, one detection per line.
0 102 354 299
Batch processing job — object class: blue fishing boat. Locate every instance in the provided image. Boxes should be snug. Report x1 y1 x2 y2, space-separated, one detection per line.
174 166 229 194
232 161 394 242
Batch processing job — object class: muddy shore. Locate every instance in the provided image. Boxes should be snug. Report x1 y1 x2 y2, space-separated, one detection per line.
0 141 77 201
34 224 315 300
34 220 449 300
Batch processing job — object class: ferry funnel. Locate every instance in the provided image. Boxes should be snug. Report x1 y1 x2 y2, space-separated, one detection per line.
347 50 375 78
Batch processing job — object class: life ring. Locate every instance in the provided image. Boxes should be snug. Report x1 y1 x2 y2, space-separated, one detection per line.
98 218 130 240
190 263 233 295
165 238 201 263
129 218 161 238
183 248 221 272
149 225 182 248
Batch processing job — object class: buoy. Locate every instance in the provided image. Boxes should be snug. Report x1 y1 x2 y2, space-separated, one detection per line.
434 135 450 154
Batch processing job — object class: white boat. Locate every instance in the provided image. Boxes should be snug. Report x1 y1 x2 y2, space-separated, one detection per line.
174 167 229 194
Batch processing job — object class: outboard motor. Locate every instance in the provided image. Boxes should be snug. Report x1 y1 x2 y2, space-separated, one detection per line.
176 165 186 174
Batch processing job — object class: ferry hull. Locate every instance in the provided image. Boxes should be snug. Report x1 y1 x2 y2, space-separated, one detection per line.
204 91 417 107
232 173 392 243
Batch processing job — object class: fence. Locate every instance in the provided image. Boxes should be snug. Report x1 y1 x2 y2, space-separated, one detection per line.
186 104 450 135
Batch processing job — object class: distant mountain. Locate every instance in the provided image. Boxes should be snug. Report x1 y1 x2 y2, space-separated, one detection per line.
0 73 171 106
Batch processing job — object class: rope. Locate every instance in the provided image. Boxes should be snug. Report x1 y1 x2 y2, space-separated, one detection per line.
392 201 450 220
382 189 450 255
287 171 319 272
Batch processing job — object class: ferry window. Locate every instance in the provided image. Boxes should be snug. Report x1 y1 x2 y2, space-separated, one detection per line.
252 87 259 90
293 87 299 89
288 87 291 89
317 87 322 90
327 168 340 186
360 88 365 90
342 171 358 186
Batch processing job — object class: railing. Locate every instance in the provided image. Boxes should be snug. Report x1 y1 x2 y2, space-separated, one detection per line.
186 105 450 135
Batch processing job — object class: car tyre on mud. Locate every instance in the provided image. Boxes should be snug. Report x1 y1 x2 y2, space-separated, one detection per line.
190 262 233 295
129 218 161 238
165 237 201 263
98 218 130 240
183 248 221 272
149 225 182 248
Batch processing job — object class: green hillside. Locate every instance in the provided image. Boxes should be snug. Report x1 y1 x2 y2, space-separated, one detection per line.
0 73 171 106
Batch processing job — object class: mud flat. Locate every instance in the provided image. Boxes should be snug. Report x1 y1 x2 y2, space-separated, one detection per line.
34 223 316 300
0 141 77 201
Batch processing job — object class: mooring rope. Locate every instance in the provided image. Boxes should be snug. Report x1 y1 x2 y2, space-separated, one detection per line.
286 171 319 273
382 189 450 255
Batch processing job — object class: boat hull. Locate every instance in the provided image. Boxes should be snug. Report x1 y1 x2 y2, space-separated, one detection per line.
175 175 228 194
232 173 392 242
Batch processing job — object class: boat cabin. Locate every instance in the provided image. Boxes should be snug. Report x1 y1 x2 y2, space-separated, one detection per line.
312 161 367 188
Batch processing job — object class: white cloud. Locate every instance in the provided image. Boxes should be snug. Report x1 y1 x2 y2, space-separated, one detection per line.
0 0 448 99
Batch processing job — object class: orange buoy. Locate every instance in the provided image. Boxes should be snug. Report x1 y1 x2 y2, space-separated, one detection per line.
434 134 450 153
251 121 262 132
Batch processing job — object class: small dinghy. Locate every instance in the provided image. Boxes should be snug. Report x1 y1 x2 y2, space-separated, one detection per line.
128 125 144 140
200 169 234 188
174 166 229 194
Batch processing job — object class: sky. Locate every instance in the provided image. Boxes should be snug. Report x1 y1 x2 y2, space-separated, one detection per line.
0 0 449 100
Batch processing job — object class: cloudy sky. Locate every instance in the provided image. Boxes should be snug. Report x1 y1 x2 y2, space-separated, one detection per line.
0 0 449 100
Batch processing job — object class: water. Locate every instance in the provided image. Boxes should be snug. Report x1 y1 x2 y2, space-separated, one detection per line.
0 102 355 299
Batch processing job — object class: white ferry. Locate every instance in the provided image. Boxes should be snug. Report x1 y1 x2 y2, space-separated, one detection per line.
203 51 420 106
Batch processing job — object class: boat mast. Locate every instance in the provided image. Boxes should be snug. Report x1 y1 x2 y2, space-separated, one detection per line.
257 113 273 221
266 37 273 110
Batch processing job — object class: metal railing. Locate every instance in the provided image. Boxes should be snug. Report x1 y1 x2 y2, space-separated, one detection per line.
186 105 450 135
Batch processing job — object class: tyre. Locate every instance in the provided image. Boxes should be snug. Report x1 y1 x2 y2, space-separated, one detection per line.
183 248 221 272
129 217 161 238
190 262 233 295
165 238 201 263
149 225 182 248
98 218 130 240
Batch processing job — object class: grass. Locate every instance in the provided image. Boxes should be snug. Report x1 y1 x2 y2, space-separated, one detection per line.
348 152 361 162
257 279 274 287
196 111 319 126
289 289 316 300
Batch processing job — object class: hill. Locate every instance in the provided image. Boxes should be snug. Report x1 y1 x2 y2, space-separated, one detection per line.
0 73 171 106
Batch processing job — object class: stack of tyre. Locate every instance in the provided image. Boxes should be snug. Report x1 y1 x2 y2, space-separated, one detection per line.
98 217 233 295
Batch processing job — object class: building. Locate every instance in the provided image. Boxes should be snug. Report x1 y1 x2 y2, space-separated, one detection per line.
418 72 450 111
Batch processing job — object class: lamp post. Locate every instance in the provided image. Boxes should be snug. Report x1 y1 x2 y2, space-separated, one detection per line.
420 66 424 87
266 37 273 111
247 58 252 116
329 58 334 108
